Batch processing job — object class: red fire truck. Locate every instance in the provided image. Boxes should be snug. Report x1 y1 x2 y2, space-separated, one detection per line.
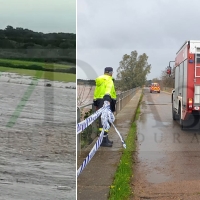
171 40 200 129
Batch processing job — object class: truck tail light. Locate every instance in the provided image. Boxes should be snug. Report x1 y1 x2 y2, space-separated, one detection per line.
188 98 193 110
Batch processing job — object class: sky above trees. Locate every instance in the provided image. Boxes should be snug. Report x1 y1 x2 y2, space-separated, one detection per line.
77 0 200 80
0 0 76 33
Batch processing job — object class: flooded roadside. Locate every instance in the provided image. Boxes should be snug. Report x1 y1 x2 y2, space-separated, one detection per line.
0 73 76 200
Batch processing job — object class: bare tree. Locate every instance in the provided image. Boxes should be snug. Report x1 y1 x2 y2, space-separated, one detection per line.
77 81 94 106
160 67 175 89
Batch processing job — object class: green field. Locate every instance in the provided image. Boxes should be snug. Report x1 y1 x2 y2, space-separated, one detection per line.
0 58 73 69
0 66 76 82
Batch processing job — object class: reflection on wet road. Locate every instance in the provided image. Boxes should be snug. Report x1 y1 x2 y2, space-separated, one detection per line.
134 88 200 199
0 80 76 200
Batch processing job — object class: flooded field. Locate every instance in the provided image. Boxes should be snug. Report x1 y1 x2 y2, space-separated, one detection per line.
0 73 76 200
0 72 76 89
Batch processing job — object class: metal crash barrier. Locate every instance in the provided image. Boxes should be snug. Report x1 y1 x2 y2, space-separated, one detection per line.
77 87 139 155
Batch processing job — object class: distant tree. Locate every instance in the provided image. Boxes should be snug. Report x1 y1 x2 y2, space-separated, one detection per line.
151 66 175 89
145 80 152 86
152 78 160 83
0 39 15 48
159 67 175 88
116 50 151 90
5 25 14 31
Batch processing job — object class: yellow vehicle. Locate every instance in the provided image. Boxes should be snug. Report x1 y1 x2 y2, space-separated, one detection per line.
150 83 160 93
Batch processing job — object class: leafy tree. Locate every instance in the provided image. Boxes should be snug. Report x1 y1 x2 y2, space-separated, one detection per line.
116 50 151 90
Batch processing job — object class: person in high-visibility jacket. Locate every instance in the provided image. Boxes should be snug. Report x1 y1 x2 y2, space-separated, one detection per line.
93 67 117 147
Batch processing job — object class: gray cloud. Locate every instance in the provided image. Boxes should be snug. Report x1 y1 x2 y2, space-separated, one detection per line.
0 0 76 33
77 0 200 80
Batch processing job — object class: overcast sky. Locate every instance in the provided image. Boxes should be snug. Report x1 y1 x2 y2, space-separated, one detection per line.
77 0 200 80
0 0 76 33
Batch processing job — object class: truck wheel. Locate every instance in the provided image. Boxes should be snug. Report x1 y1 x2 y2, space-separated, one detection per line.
172 103 176 120
180 119 183 129
178 104 183 129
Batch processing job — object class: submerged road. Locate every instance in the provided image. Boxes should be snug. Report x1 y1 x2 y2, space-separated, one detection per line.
133 88 200 200
0 81 76 200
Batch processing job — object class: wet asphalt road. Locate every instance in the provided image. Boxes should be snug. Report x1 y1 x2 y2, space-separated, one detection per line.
0 82 76 200
134 88 200 199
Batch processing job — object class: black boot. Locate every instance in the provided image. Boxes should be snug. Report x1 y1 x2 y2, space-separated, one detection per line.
100 133 112 147
107 135 113 144
104 131 113 144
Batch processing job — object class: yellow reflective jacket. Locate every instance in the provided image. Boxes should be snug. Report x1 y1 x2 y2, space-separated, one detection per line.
93 74 117 100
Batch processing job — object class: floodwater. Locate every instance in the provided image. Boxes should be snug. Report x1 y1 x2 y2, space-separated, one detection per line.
0 73 76 200
0 72 76 89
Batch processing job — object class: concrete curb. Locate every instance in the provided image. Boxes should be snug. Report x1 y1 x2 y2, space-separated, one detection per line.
77 89 143 200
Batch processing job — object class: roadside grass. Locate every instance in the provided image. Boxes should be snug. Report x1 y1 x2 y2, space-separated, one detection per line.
161 87 173 93
0 58 72 69
108 93 143 200
0 66 76 82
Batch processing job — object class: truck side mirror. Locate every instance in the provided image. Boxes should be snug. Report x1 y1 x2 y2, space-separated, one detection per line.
167 69 171 74
166 66 171 76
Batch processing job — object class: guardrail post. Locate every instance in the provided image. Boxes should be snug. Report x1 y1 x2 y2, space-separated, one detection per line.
91 104 98 139
116 96 119 115
120 94 122 111
77 107 81 155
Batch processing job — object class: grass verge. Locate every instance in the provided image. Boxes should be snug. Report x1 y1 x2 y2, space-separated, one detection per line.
0 66 76 82
161 87 173 93
0 58 73 69
108 93 143 200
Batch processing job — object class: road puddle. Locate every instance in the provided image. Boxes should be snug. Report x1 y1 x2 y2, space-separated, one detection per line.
137 111 173 184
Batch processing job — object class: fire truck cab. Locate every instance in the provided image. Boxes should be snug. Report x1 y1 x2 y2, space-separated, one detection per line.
172 40 200 129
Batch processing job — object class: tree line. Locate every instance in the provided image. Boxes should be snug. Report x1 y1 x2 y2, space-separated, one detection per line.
0 25 76 64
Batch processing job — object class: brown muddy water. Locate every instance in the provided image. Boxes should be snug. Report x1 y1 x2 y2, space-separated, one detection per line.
0 74 76 200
